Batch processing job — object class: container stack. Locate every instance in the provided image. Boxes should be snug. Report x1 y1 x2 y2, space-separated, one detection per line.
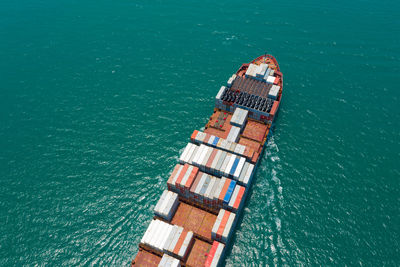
215 86 227 110
245 64 257 78
140 219 174 254
167 164 199 197
154 190 179 221
237 162 255 187
227 184 245 213
227 74 237 88
190 144 249 180
266 75 276 84
226 126 241 143
164 225 194 261
179 143 199 165
255 63 268 80
268 85 280 100
211 209 236 243
204 241 225 267
185 173 240 210
158 254 181 267
192 130 252 160
263 67 271 81
230 107 248 130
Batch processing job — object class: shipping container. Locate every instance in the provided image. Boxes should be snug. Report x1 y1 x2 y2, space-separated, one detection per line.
158 254 181 267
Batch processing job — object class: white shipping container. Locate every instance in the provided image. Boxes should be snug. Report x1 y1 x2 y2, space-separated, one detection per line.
267 76 275 83
159 224 173 250
233 157 246 179
151 221 163 248
234 144 246 156
183 144 196 164
256 63 268 78
197 145 209 167
208 135 215 146
204 177 216 202
192 145 204 166
225 155 236 177
179 143 192 164
154 190 168 214
141 219 155 245
158 254 181 267
268 85 280 100
245 64 255 77
238 162 249 184
194 173 208 195
226 126 240 143
210 149 222 171
229 143 237 154
201 147 213 170
159 191 172 216
215 151 227 176
154 222 166 249
243 163 255 185
213 177 226 202
164 195 179 220
198 175 211 201
188 146 199 165
220 154 231 177
208 178 220 205
216 86 226 101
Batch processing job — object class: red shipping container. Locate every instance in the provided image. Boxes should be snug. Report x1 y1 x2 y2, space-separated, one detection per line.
191 130 199 141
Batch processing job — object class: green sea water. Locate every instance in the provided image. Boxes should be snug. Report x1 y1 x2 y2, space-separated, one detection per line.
1 0 399 265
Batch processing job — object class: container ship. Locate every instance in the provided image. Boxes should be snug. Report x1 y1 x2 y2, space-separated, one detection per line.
131 54 283 267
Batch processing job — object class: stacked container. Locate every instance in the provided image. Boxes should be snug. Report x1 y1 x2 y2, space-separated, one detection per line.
190 144 249 180
140 219 174 254
154 190 179 221
266 75 276 84
215 86 226 110
245 64 257 78
263 68 271 81
211 209 236 243
185 173 240 210
268 85 280 100
227 185 246 213
158 254 181 267
237 162 255 187
226 74 237 88
204 241 225 267
179 143 199 165
167 164 199 198
191 130 254 160
164 225 194 261
226 126 241 143
256 63 268 79
230 108 248 130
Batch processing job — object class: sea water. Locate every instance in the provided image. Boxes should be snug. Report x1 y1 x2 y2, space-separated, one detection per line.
0 0 399 265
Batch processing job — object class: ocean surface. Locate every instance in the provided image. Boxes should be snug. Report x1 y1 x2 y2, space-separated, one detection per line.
1 0 399 266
